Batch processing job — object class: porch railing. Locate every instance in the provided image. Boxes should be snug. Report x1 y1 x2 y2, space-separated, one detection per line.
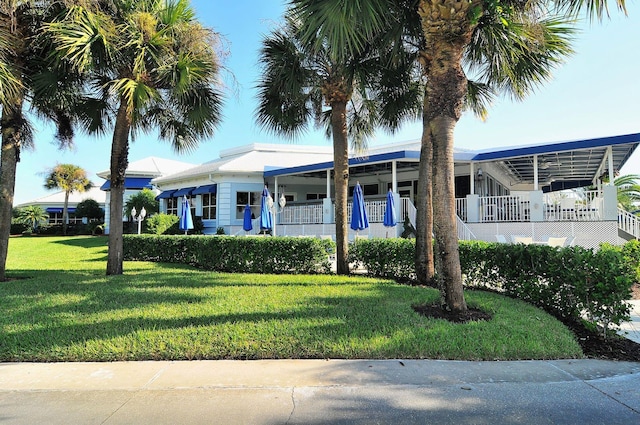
618 208 640 239
480 195 528 222
278 197 413 225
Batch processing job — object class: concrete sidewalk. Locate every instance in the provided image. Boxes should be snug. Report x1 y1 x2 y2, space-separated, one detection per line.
1 359 639 424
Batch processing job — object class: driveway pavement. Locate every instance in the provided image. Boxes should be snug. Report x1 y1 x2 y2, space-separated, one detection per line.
1 359 639 424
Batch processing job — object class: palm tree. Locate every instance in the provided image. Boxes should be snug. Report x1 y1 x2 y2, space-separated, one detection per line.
44 0 224 275
16 205 48 232
609 174 640 212
288 0 622 312
43 163 92 235
255 15 421 274
0 1 81 280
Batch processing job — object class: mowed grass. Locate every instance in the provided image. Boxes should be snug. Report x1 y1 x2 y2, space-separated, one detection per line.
1 236 583 361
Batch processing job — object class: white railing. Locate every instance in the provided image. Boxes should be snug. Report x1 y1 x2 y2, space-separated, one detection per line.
543 190 603 221
457 216 475 241
455 198 467 222
281 203 323 224
347 200 387 223
401 198 416 228
480 195 527 222
618 208 640 239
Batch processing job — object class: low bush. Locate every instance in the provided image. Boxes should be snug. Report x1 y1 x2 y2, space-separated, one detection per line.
348 238 415 282
123 234 333 274
146 213 179 235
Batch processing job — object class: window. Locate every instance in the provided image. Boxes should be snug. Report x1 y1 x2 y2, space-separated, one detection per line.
306 193 326 200
202 193 217 220
167 197 178 215
236 191 261 220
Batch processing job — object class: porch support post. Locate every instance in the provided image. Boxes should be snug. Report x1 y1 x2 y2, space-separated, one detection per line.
607 147 615 185
273 177 278 236
326 169 331 197
323 169 334 224
391 160 397 192
533 154 539 191
466 194 479 223
470 163 475 195
603 184 618 220
529 191 544 222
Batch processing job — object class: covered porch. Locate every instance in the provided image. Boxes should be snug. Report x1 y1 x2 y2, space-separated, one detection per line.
259 133 640 247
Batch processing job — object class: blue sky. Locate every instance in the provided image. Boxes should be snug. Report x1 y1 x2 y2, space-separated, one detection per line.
14 0 640 205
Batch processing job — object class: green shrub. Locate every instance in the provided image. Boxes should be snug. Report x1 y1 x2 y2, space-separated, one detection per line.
146 213 179 235
348 238 415 282
458 241 634 337
123 235 333 274
620 239 640 283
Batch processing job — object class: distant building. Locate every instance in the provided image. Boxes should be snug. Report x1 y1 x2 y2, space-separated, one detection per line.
15 185 107 225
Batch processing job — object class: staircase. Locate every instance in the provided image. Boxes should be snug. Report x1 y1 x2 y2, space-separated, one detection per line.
618 208 640 241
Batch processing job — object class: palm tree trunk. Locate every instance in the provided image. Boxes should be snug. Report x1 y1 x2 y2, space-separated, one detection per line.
331 100 350 275
62 191 70 235
419 0 475 312
415 89 435 284
106 101 131 276
0 101 22 281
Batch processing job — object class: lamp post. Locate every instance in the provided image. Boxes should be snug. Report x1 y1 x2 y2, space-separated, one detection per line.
267 190 286 236
131 206 147 235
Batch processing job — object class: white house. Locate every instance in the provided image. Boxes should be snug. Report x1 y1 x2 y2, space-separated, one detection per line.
150 132 640 248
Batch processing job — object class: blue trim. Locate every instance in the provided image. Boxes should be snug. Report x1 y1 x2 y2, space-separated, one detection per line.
173 187 195 196
192 184 217 195
46 207 76 213
100 177 153 191
264 150 420 177
156 190 176 199
470 133 640 161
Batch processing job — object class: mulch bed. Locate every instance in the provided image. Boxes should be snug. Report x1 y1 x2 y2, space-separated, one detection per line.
413 285 640 362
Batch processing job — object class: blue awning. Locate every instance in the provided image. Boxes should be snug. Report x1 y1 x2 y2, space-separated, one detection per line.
156 190 176 199
192 184 217 195
100 177 153 191
46 207 76 214
173 187 196 196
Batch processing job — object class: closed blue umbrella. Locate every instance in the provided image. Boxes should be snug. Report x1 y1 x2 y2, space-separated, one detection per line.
383 189 397 227
260 187 273 232
383 189 397 237
350 182 369 233
243 204 253 232
179 196 194 235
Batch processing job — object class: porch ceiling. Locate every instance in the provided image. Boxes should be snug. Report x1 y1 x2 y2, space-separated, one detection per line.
477 133 640 187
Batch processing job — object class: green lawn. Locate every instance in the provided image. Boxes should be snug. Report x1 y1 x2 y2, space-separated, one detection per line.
1 236 583 361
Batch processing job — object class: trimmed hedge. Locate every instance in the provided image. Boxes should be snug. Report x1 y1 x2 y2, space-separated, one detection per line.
123 235 333 274
350 238 633 336
348 238 416 282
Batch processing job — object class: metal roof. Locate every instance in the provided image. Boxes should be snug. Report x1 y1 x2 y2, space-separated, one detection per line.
264 133 640 189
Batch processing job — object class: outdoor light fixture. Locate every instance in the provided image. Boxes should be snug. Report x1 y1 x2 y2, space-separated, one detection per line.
476 167 483 179
131 206 147 235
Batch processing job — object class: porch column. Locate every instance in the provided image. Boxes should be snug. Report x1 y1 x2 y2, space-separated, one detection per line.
603 184 618 220
273 177 279 236
470 163 475 195
326 170 331 198
466 194 479 223
533 154 539 191
323 169 333 224
607 147 615 185
392 160 397 192
529 190 544 222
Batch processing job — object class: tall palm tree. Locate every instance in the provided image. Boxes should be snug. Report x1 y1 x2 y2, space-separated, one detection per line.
256 15 421 274
288 0 622 312
44 0 224 275
43 163 92 235
0 1 80 280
